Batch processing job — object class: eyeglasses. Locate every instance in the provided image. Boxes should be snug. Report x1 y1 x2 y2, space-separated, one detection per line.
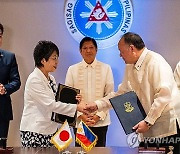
49 56 59 61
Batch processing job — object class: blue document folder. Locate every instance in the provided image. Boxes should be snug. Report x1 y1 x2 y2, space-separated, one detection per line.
109 91 146 134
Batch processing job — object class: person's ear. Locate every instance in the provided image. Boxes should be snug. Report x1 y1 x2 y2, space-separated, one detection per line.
41 58 46 64
130 45 136 55
129 44 134 51
80 49 83 56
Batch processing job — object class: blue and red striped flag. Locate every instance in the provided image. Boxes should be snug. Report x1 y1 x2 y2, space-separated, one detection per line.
76 120 98 152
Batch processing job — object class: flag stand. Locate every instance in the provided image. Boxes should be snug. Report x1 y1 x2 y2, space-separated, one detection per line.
61 147 72 154
77 147 86 154
61 149 72 154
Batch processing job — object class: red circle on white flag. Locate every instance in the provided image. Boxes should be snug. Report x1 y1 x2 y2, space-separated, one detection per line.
59 130 70 141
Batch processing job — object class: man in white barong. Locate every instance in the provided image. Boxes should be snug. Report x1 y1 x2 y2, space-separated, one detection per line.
65 37 114 147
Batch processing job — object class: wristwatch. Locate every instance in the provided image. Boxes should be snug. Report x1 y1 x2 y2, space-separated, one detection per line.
144 120 152 128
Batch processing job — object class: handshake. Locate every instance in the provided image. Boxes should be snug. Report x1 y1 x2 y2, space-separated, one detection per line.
75 94 98 114
77 101 98 114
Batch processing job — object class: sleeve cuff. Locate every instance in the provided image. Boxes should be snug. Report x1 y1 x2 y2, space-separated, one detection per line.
96 111 107 121
144 116 155 125
95 100 104 111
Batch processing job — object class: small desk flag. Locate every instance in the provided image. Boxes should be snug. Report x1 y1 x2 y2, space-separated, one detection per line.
51 120 73 152
76 120 98 152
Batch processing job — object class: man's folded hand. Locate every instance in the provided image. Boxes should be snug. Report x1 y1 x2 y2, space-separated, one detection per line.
85 102 98 113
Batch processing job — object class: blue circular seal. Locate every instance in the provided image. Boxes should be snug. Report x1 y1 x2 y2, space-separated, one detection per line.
64 0 133 49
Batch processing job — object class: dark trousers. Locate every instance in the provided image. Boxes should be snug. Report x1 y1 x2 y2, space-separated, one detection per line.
0 120 9 149
74 126 108 147
139 121 180 154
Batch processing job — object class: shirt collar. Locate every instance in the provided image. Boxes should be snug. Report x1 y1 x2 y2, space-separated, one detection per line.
34 67 50 83
134 48 148 71
81 58 97 68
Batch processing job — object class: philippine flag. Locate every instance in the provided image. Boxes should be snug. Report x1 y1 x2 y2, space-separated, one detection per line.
51 120 73 152
76 120 98 152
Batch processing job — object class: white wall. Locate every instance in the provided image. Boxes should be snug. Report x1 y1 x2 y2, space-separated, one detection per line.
0 0 180 147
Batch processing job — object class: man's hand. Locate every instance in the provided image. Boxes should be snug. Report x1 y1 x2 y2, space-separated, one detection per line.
77 102 89 115
78 114 100 127
85 102 98 113
86 114 100 127
0 83 6 95
133 120 150 133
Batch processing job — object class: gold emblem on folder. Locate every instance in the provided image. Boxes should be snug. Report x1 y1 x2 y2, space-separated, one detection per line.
124 102 134 112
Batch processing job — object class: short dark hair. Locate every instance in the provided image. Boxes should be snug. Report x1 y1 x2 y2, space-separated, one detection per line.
122 32 145 50
33 40 59 67
79 37 97 50
0 23 4 35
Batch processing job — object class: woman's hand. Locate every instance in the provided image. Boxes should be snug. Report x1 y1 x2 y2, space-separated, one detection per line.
76 94 82 103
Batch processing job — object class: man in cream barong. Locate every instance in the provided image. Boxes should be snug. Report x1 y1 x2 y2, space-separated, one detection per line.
65 37 114 147
85 32 180 153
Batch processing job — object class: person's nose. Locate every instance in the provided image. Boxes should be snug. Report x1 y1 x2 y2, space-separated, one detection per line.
55 59 59 65
86 48 91 53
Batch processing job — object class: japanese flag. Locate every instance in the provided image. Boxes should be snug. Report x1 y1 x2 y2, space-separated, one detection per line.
51 120 73 152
